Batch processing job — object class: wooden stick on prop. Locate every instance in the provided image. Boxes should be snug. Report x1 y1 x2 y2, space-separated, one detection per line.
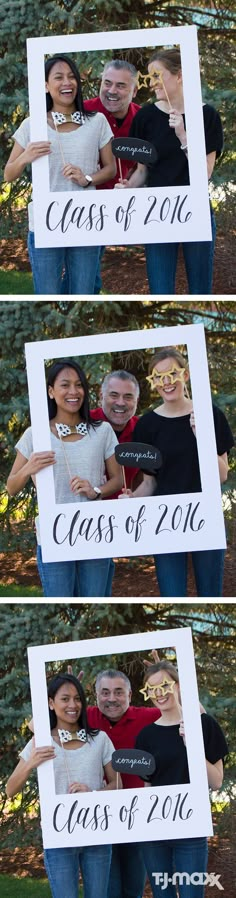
122 465 127 490
117 157 122 181
159 72 172 111
58 435 73 480
54 121 66 166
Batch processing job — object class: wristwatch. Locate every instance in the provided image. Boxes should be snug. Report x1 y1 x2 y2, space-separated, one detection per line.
84 175 93 187
93 486 102 498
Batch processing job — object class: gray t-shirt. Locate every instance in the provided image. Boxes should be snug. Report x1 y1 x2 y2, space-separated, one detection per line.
13 114 113 230
15 422 118 543
20 731 114 794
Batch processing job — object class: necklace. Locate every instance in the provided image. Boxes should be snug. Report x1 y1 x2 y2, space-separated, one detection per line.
55 422 88 437
58 728 87 744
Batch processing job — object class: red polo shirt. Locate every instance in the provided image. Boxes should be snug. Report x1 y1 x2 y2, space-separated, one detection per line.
87 705 161 788
91 407 139 497
83 97 140 188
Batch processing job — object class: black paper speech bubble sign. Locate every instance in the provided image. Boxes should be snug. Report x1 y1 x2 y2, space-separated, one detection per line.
112 137 158 165
115 442 162 472
112 748 156 776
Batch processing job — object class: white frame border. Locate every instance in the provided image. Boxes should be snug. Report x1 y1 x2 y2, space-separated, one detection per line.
27 26 211 247
28 626 213 848
25 322 226 563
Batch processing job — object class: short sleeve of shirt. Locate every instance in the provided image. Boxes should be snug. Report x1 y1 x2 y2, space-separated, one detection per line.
15 426 33 459
13 117 30 148
97 113 113 148
203 105 223 158
101 731 115 766
19 737 36 761
201 714 228 763
213 405 234 455
102 421 119 459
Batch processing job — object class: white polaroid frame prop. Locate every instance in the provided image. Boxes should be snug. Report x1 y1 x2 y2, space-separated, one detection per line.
27 26 212 248
28 627 213 848
25 322 226 564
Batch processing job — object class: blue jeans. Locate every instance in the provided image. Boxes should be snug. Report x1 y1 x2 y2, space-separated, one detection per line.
108 842 146 898
28 231 100 295
145 206 216 295
143 837 208 898
154 549 225 597
104 559 115 597
44 844 112 898
94 246 106 294
37 544 113 597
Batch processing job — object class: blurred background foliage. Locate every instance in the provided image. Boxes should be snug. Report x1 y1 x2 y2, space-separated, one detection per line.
0 602 235 847
0 1 235 240
0 299 235 553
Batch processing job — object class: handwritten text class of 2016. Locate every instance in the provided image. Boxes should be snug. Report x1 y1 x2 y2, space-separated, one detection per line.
46 193 192 235
53 791 193 835
52 501 205 547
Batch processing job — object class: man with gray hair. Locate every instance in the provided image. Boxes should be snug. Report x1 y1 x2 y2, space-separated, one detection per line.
87 668 161 898
84 60 140 292
91 369 140 496
84 60 140 190
91 369 140 596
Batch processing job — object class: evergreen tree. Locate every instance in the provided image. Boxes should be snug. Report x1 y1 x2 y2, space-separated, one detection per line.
0 1 235 237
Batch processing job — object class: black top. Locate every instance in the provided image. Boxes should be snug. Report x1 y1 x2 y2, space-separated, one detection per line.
132 405 234 495
135 713 228 786
129 103 223 187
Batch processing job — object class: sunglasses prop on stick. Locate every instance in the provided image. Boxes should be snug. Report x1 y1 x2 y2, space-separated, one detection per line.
137 69 172 110
115 441 162 489
140 677 176 702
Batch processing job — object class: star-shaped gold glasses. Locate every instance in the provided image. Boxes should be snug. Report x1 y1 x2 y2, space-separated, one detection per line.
137 69 162 90
136 69 172 110
146 364 186 390
140 677 176 701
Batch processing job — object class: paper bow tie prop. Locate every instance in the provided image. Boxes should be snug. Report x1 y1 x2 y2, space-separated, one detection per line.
58 728 87 743
112 137 158 165
112 748 155 776
115 442 162 472
51 110 85 126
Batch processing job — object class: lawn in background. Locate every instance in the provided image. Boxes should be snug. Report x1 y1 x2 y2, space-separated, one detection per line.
0 270 33 294
0 876 83 897
0 876 51 897
0 586 43 596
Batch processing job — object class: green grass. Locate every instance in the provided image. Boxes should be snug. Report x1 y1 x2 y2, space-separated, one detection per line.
0 585 43 596
0 876 83 897
0 875 51 897
0 269 33 294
